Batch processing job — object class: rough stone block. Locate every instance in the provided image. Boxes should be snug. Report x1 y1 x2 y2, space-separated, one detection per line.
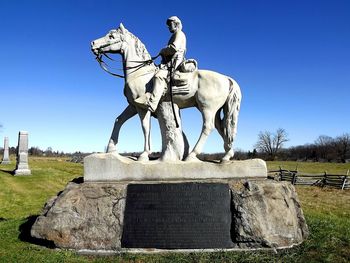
230 180 309 248
31 182 127 250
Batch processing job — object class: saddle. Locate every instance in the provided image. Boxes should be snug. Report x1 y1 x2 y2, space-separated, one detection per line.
171 59 198 87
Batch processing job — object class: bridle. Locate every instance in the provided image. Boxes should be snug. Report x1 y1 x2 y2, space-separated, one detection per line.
94 37 159 78
95 53 126 78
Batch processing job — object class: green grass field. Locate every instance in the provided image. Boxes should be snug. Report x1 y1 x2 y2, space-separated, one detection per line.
0 157 349 262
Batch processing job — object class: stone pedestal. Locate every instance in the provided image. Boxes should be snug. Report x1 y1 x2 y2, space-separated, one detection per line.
14 131 31 175
31 153 308 252
1 137 11 164
84 152 267 181
31 180 309 252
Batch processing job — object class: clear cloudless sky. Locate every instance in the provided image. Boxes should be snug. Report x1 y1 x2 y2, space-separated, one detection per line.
0 0 349 154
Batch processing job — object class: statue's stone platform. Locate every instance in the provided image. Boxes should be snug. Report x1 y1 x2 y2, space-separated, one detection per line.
84 153 267 181
30 152 308 252
31 179 308 252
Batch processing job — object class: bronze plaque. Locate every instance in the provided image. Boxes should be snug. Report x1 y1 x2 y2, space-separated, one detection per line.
121 183 233 249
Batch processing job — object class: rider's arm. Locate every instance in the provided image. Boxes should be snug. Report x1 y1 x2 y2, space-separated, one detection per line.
160 45 177 56
161 31 186 56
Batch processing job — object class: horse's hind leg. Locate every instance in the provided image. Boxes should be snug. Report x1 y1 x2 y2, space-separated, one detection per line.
222 141 234 162
215 109 225 139
185 109 215 161
214 109 234 162
213 110 228 159
107 104 137 153
221 106 239 162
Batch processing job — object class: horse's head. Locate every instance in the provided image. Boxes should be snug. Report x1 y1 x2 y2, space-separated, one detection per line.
91 23 128 56
91 23 151 62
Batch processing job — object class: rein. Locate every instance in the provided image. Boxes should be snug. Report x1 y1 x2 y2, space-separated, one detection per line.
96 54 125 78
95 52 159 78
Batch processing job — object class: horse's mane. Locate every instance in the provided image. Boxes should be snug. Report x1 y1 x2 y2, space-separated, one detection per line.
118 28 152 61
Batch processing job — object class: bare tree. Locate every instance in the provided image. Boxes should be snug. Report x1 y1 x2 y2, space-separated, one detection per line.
255 128 289 160
314 135 335 161
45 147 54 157
287 144 318 161
29 147 44 156
334 133 350 162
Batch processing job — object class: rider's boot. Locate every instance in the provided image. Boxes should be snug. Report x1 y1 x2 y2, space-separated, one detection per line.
134 93 151 110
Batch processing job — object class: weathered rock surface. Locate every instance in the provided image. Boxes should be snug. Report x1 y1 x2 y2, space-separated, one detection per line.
31 180 308 251
31 182 127 250
230 180 309 248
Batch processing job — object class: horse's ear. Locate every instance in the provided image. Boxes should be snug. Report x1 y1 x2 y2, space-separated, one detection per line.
119 23 126 34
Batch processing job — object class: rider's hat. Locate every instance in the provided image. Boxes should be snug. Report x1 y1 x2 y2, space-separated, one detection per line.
166 16 181 26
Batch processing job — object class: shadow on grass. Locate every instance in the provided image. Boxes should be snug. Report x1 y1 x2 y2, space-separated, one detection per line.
71 176 84 184
18 215 56 248
17 177 83 249
0 168 14 175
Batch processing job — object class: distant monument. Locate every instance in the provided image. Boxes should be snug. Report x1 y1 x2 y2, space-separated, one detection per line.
14 131 31 175
1 137 11 164
31 18 308 252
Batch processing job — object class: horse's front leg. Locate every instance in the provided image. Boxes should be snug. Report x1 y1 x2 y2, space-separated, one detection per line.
107 104 137 153
137 108 152 161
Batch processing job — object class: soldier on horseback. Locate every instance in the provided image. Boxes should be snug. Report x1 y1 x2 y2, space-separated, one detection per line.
91 19 241 162
134 16 187 112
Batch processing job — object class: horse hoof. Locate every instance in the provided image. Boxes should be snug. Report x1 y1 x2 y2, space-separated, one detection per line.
184 154 200 162
221 150 234 163
220 157 231 163
138 152 149 162
106 139 117 153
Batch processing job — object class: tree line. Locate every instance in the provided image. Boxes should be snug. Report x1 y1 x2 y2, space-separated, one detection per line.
251 129 350 163
1 129 349 163
1 146 83 158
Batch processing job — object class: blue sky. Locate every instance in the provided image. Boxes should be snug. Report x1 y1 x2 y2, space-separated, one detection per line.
0 0 349 153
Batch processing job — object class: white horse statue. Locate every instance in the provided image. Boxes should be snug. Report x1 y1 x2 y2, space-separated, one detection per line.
91 24 242 162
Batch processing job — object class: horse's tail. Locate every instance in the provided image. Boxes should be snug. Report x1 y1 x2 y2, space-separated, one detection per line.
222 77 242 147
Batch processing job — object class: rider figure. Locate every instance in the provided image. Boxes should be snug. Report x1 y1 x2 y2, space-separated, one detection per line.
134 16 187 112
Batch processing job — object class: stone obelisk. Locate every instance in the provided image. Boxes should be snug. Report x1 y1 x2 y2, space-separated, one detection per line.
1 137 11 164
14 131 31 175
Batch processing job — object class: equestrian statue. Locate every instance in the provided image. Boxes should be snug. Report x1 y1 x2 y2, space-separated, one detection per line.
91 16 242 162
